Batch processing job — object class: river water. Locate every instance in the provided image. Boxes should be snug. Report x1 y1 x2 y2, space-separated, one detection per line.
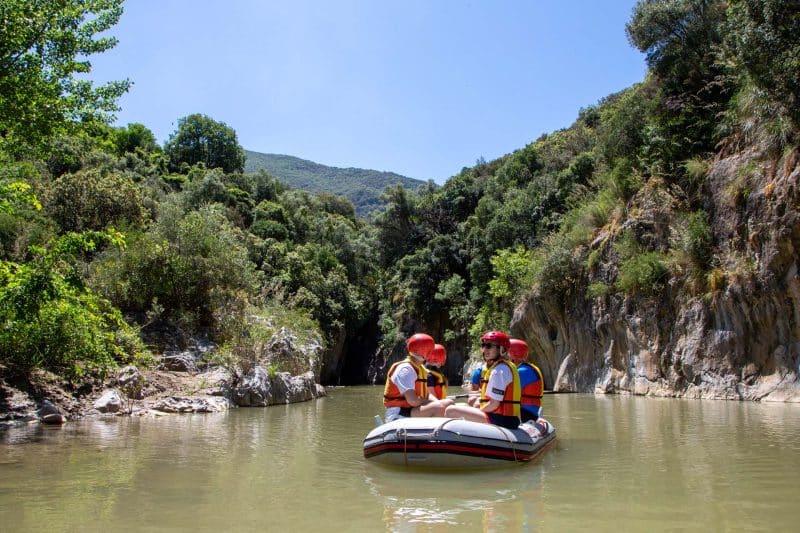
1 386 798 532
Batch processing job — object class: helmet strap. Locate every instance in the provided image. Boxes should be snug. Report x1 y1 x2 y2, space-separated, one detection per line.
483 352 499 364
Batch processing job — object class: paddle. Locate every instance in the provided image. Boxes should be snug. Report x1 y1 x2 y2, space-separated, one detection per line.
447 391 556 399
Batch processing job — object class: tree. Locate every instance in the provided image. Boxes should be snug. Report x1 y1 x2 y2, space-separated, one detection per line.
113 123 159 155
725 0 800 130
626 0 726 81
164 114 246 174
626 0 733 164
374 185 424 267
0 0 130 157
91 203 261 330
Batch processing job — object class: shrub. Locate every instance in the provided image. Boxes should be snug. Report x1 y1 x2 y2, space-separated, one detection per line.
91 204 261 330
722 79 796 155
488 246 536 302
725 0 800 131
47 168 147 232
681 157 711 200
683 210 713 267
251 199 290 238
250 219 289 241
596 86 654 167
530 235 584 299
584 189 620 230
613 230 669 295
616 251 669 295
607 158 643 202
0 231 150 378
586 281 612 299
211 303 322 382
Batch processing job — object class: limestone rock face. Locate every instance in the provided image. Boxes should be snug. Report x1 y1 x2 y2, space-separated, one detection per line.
511 149 800 402
231 367 324 407
266 327 324 380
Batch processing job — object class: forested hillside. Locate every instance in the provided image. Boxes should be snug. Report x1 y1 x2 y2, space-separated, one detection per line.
1 0 798 402
368 0 800 400
245 151 425 217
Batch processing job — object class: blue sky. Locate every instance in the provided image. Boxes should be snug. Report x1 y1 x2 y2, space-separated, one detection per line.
89 1 647 184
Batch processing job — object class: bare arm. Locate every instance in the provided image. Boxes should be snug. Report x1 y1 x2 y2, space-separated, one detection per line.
403 389 429 407
480 398 501 413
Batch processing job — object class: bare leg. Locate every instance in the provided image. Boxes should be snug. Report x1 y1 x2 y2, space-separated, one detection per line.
412 398 453 417
444 404 489 424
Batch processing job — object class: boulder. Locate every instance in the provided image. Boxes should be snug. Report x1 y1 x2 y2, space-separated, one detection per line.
37 400 66 424
160 353 198 373
117 366 146 399
266 327 323 379
151 396 231 413
41 413 66 425
94 389 124 413
230 366 325 407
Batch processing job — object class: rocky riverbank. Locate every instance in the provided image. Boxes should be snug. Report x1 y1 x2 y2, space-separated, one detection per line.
0 329 327 429
0 364 326 429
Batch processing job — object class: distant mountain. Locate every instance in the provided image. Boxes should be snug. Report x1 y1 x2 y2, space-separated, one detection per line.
244 150 427 217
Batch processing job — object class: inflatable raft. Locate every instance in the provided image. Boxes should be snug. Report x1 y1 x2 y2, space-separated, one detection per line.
363 417 555 468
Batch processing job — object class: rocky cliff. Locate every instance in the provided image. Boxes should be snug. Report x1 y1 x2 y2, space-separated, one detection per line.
511 147 800 402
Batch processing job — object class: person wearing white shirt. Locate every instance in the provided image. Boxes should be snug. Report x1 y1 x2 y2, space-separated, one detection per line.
444 331 521 429
383 333 453 422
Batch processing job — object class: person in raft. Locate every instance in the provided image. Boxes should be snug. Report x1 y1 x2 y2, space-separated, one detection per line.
383 333 454 422
508 338 544 423
467 364 484 407
425 343 448 400
444 330 521 429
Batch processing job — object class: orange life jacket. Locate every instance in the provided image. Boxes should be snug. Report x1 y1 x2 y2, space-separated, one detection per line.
518 362 544 408
479 359 521 417
383 356 428 408
426 367 448 399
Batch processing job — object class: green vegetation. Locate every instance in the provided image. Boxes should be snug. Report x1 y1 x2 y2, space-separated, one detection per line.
245 151 426 217
211 304 322 383
0 0 130 158
615 240 669 295
370 0 799 354
1 0 798 385
0 231 150 378
166 114 246 174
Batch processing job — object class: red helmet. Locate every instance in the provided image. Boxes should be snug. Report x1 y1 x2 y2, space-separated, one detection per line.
427 344 447 366
481 331 510 351
508 339 529 362
407 333 435 357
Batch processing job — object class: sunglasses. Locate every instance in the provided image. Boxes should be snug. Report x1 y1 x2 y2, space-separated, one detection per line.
480 342 500 349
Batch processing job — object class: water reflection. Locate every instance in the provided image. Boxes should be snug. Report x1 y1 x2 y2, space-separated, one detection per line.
1 388 799 532
365 450 549 531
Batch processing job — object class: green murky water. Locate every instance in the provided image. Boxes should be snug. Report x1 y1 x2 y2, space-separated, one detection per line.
1 387 798 532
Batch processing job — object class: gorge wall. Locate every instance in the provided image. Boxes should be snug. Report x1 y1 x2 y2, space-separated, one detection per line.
511 148 800 402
